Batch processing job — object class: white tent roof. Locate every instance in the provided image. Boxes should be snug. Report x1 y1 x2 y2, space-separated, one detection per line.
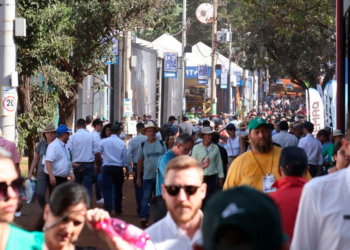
152 33 182 56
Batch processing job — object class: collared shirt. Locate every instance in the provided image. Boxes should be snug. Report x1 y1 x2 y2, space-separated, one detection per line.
91 130 101 145
191 142 224 178
45 138 71 177
290 167 350 250
272 131 299 148
269 176 307 243
156 150 176 196
145 212 202 250
126 133 147 170
98 135 127 167
298 134 323 165
0 137 20 164
67 129 99 163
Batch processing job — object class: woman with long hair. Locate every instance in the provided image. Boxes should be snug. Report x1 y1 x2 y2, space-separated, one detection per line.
164 135 175 150
100 123 112 139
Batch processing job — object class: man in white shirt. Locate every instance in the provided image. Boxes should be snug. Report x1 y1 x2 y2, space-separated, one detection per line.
45 124 73 195
291 159 350 250
67 118 100 199
146 155 206 250
298 121 323 177
272 121 298 148
96 124 129 214
126 122 147 215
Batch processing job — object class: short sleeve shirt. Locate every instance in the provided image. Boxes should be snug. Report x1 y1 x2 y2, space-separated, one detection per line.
138 139 167 180
35 140 48 178
178 122 194 135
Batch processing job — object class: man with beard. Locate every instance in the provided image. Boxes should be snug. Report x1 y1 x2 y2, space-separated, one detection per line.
223 118 283 193
146 155 206 249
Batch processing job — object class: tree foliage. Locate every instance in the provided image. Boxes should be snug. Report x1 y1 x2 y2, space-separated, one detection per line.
225 0 336 88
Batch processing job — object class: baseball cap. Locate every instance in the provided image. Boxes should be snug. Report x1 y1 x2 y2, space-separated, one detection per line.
203 186 285 250
248 118 268 133
168 116 177 121
279 146 308 169
56 125 72 134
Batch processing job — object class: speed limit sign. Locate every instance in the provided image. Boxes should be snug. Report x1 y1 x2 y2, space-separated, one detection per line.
1 86 17 116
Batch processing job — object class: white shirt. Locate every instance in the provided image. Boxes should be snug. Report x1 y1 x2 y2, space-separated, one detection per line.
98 134 127 167
298 134 323 165
226 136 240 157
291 167 350 250
145 212 202 250
44 138 71 177
91 130 101 144
156 132 162 140
236 130 248 137
126 133 147 170
272 131 299 148
67 129 98 162
86 124 94 133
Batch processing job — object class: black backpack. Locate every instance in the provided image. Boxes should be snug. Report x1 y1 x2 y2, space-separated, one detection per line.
159 124 171 141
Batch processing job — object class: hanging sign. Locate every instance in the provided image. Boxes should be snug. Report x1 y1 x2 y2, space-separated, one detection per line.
164 53 178 72
198 65 209 80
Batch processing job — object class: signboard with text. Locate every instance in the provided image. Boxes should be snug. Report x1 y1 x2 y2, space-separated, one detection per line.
198 65 209 80
164 53 178 72
221 72 228 89
1 86 17 116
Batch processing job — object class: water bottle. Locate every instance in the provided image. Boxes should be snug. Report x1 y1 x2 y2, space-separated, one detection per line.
94 218 150 249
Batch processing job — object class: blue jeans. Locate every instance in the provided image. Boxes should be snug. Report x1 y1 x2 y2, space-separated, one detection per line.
133 165 143 215
73 162 96 198
36 176 48 209
140 178 156 221
99 168 115 203
103 166 124 213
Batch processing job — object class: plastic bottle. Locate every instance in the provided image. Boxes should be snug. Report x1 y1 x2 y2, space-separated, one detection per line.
94 218 150 249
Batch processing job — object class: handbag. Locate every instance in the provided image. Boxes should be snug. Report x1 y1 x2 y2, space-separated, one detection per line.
150 195 167 223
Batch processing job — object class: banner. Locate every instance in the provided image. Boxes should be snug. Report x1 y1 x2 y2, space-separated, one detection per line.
309 88 325 136
323 80 337 130
220 72 228 89
198 65 209 80
164 53 178 72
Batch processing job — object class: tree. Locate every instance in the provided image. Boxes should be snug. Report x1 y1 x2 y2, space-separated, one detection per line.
224 0 335 88
16 0 176 167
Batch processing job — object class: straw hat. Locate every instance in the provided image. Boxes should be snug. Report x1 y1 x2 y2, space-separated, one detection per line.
43 123 56 133
140 121 160 135
237 122 247 130
199 127 214 138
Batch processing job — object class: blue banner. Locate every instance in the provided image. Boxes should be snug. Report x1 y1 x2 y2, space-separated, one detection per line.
164 53 178 72
163 72 177 78
198 65 209 80
198 79 208 85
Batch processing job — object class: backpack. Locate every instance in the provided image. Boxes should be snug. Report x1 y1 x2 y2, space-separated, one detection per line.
159 123 171 141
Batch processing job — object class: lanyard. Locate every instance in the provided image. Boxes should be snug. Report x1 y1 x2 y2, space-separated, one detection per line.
251 147 274 175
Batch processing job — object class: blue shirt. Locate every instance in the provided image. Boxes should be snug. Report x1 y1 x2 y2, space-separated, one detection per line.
156 150 175 196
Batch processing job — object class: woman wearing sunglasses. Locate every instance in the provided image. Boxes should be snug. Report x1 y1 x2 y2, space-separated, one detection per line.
218 124 241 169
0 148 45 249
317 141 350 177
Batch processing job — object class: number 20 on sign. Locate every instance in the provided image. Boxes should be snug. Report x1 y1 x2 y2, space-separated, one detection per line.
1 86 17 116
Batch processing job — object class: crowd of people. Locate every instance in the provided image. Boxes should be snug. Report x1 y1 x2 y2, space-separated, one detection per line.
1 102 350 249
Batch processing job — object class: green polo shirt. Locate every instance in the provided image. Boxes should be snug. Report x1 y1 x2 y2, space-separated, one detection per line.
191 142 224 178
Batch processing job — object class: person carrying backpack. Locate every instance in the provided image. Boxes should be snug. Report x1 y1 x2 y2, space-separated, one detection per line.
159 116 178 141
136 121 167 228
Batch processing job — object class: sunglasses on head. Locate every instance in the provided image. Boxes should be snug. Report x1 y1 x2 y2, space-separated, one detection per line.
164 185 200 196
0 178 24 201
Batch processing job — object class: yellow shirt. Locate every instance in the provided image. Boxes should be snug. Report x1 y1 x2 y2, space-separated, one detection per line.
224 146 312 192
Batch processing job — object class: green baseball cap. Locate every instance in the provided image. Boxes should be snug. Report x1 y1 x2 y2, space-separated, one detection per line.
248 117 268 133
202 186 285 250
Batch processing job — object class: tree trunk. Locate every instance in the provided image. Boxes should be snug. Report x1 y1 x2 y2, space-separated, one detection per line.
58 93 77 129
18 76 36 171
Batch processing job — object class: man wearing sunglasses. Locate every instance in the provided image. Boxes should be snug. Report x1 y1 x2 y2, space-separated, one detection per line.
146 155 206 249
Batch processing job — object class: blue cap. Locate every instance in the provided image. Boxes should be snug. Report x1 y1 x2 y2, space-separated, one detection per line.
56 124 72 134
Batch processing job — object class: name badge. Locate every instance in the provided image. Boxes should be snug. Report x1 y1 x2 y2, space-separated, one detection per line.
42 154 46 165
263 174 277 193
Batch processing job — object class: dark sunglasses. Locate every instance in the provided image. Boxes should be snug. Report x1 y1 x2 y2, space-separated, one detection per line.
0 178 24 200
227 128 235 131
165 185 200 196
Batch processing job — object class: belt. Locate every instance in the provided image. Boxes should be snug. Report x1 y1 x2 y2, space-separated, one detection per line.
75 162 94 164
